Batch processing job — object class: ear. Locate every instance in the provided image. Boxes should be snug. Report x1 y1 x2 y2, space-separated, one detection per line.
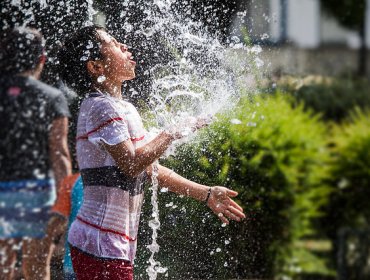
86 60 104 76
39 54 46 65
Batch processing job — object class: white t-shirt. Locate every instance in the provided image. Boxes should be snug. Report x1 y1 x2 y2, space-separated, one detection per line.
68 92 148 263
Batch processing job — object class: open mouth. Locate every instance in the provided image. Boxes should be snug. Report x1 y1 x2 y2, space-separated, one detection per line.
128 55 136 65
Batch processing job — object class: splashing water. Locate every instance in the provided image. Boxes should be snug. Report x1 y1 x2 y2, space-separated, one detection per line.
85 0 97 26
121 2 243 277
146 161 168 279
138 1 264 138
146 3 240 131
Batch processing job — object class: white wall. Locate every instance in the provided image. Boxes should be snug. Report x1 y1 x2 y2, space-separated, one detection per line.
286 0 320 48
320 4 364 49
248 0 270 40
237 0 369 49
320 12 348 44
366 0 370 48
269 0 282 42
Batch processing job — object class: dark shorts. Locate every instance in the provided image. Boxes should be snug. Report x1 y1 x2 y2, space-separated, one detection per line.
70 245 133 280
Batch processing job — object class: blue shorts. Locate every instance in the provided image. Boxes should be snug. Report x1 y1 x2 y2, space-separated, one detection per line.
0 179 56 239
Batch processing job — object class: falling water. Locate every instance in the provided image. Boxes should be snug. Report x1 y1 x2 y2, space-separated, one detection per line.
146 161 168 279
85 0 97 26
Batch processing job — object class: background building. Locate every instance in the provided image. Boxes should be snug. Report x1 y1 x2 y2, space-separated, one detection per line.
233 0 370 78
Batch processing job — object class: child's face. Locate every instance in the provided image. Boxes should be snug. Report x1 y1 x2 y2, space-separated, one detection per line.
97 30 136 82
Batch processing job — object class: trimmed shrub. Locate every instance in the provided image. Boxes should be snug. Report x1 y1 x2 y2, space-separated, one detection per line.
271 75 370 122
321 108 370 245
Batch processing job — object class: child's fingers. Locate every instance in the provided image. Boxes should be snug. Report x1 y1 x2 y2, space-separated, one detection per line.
226 189 238 197
228 199 244 212
224 209 242 222
195 117 212 129
228 205 246 219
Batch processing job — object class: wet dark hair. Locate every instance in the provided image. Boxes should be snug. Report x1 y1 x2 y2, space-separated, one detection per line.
0 27 45 75
57 25 106 96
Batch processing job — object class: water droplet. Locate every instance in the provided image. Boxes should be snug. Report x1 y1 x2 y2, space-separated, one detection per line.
33 168 46 179
86 40 94 49
123 23 133 32
255 57 264 68
230 118 242 124
230 36 240 43
97 75 106 83
338 178 349 189
165 202 173 207
261 33 269 40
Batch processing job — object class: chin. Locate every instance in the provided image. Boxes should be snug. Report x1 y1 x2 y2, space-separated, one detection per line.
126 72 136 81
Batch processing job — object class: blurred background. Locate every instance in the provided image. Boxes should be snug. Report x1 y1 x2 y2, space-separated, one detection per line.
1 0 370 279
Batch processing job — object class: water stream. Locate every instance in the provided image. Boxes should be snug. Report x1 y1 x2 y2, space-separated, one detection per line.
146 161 168 279
132 1 254 278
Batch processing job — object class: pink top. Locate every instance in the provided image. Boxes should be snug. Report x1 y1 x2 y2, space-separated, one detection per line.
68 92 148 263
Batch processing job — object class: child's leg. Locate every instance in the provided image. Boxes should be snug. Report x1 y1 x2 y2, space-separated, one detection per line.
22 236 54 280
0 239 18 280
70 246 133 280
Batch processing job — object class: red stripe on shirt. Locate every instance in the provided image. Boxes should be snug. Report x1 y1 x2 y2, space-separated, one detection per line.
76 117 125 141
131 135 145 142
76 216 136 242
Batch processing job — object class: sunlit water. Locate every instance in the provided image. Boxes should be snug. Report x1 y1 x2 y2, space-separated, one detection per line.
125 1 263 278
146 161 168 279
4 0 265 279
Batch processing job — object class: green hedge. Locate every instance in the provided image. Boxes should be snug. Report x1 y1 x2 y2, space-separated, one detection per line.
271 76 370 122
135 92 334 279
321 108 370 243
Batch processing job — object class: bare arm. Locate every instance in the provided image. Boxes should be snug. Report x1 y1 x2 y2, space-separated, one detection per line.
48 117 72 189
103 131 175 177
154 164 210 201
152 164 246 224
103 116 211 178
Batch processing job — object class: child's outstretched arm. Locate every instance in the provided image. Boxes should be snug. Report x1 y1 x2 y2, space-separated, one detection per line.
104 118 209 178
103 131 175 177
151 164 246 224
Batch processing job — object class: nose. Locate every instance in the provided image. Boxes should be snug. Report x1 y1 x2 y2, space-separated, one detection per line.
120 44 128 52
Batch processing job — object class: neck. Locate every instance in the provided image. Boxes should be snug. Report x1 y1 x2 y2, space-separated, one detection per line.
19 62 44 80
19 69 41 80
94 81 122 99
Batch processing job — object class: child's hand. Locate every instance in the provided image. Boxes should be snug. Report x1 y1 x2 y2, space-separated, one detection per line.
206 186 245 225
192 115 213 131
167 115 213 139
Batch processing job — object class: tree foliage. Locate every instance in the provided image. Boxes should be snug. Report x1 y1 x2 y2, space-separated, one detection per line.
321 0 366 30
